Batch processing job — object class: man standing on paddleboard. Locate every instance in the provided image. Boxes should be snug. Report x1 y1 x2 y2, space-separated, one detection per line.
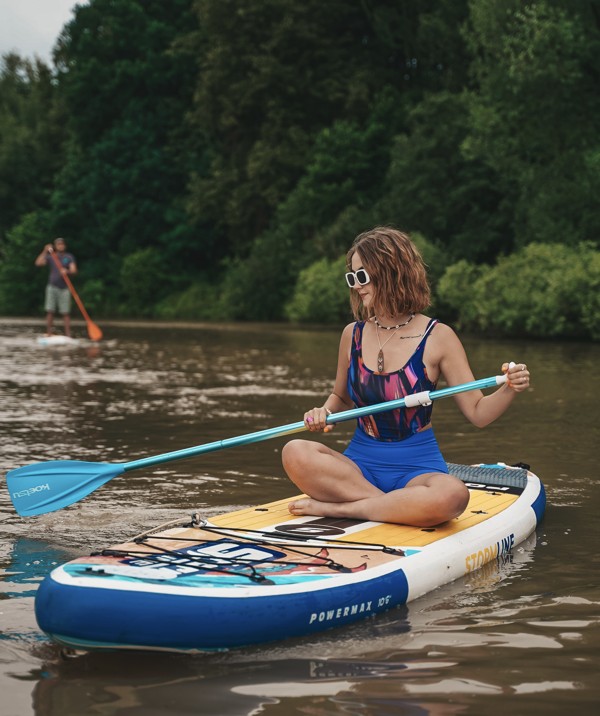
35 238 77 338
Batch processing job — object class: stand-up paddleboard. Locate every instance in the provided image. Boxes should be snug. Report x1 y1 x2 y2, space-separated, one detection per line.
37 335 80 346
34 462 545 653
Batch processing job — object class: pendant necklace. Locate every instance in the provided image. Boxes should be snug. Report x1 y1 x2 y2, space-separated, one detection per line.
375 323 401 373
374 314 419 372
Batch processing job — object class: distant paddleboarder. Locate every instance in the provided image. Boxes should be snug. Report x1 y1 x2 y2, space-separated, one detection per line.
35 238 77 337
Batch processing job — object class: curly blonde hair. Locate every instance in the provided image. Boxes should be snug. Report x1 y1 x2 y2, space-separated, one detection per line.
346 226 431 321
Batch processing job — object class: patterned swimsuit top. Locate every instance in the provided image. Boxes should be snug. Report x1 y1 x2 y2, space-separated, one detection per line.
346 318 438 442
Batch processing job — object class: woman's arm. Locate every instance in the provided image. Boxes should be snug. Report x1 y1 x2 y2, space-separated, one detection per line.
433 324 529 428
304 322 355 432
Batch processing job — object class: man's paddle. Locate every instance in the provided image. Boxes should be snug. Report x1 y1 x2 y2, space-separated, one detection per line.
6 372 509 517
49 250 103 342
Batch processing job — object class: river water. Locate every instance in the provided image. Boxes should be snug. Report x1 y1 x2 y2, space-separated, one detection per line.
0 317 598 716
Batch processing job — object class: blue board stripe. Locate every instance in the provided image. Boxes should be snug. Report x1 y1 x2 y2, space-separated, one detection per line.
36 568 410 651
531 482 546 524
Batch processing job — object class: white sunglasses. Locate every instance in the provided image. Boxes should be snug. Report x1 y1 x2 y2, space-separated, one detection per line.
345 268 371 288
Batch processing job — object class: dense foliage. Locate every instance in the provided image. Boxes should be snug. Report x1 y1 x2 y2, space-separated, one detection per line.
0 0 598 338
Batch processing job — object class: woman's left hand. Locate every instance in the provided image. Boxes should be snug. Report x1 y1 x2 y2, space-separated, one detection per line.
503 362 530 392
304 406 334 433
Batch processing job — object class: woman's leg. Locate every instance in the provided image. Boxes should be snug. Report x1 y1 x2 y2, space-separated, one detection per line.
286 468 470 528
281 438 382 504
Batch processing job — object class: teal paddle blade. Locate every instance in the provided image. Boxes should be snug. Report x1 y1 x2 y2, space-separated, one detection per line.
6 461 126 517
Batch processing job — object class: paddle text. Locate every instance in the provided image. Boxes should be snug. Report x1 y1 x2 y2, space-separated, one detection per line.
12 483 50 500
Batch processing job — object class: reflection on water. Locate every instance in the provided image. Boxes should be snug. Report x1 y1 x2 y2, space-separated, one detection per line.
0 538 69 600
0 318 599 715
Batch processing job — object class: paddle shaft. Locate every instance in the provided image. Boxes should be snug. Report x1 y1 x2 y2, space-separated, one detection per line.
123 374 508 473
6 371 511 517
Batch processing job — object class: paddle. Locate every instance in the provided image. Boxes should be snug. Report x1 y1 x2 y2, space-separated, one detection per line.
6 372 509 517
49 250 103 342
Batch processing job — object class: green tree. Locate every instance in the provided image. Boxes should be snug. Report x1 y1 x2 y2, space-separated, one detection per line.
375 91 509 262
0 54 65 241
50 0 200 307
463 0 600 249
217 91 402 320
187 0 473 262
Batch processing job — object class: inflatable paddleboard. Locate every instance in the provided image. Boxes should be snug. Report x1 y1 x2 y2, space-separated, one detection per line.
34 462 545 653
37 335 80 346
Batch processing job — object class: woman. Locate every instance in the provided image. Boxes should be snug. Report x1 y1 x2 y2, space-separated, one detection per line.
282 226 530 527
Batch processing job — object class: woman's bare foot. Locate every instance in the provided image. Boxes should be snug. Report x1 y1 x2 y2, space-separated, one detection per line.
288 498 329 517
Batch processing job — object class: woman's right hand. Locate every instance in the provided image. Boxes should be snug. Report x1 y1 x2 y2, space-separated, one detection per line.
304 407 334 433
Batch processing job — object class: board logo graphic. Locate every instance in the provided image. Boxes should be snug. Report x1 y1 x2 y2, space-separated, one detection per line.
465 533 515 572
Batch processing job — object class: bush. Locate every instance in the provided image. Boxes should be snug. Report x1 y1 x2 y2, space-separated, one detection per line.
285 231 454 325
437 242 600 339
119 247 165 316
0 211 49 315
78 278 106 316
209 224 291 320
580 249 600 339
436 259 485 326
156 281 227 320
284 255 351 324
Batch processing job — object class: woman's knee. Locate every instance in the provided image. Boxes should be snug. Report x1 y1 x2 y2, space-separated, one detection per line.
439 480 470 521
420 479 470 525
281 439 318 472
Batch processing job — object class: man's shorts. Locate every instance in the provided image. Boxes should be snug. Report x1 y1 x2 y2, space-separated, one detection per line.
343 426 449 492
45 285 71 314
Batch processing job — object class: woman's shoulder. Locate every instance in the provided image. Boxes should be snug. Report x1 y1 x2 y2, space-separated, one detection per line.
428 319 455 335
341 321 359 339
427 319 464 357
338 321 359 359
343 319 367 332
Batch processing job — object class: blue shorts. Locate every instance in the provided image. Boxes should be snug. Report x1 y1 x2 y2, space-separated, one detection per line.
343 427 449 492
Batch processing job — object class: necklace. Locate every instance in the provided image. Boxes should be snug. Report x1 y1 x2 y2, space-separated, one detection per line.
374 313 415 330
375 324 401 373
375 325 424 373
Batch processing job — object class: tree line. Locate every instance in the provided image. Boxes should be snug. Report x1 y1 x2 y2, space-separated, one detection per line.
0 0 598 339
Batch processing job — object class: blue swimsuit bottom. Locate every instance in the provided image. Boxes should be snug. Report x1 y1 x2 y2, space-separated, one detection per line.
343 426 449 492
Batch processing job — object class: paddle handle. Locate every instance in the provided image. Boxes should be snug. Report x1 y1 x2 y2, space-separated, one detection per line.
123 373 508 472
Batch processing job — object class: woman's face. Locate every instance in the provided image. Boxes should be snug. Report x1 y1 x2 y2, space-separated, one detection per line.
350 251 374 309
